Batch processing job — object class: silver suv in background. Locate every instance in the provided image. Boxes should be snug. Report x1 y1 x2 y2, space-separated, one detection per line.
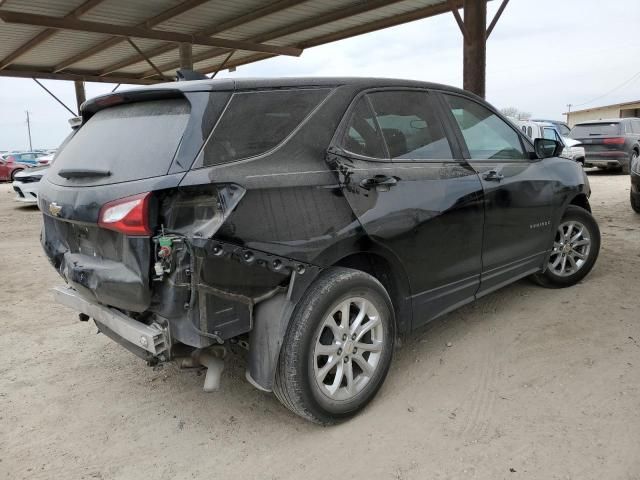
569 118 640 174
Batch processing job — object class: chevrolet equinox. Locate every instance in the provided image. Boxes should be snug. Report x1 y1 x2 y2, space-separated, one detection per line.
40 78 600 424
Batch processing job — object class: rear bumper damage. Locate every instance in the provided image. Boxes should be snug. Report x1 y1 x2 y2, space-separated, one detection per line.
53 285 169 361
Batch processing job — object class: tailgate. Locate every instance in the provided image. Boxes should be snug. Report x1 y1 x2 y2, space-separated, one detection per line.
39 89 231 312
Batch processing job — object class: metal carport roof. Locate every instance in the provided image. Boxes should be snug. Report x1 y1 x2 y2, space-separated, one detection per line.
0 0 483 85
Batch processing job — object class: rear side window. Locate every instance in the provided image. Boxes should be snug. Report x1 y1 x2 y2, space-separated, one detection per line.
203 89 329 166
444 94 525 160
367 91 453 160
570 122 621 137
50 99 190 185
340 97 387 158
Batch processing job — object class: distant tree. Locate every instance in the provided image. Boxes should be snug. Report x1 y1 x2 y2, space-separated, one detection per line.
500 107 531 120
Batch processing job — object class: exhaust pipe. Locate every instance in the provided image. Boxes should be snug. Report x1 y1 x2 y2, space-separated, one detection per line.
198 351 225 392
178 347 226 392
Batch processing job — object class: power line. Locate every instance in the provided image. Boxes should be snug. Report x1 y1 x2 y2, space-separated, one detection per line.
572 69 640 108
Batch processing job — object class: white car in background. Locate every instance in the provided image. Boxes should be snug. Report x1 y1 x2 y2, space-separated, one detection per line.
513 119 585 164
13 166 48 204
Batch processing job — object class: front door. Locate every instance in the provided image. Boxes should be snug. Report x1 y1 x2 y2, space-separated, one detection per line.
440 93 555 296
329 89 485 326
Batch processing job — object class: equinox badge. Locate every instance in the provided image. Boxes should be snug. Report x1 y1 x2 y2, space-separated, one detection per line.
49 202 62 217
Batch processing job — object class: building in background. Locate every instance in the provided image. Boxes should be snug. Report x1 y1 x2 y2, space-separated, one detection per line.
566 100 640 127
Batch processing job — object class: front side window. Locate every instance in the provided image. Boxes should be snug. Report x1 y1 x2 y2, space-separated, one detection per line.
203 88 329 166
367 91 453 160
444 94 526 160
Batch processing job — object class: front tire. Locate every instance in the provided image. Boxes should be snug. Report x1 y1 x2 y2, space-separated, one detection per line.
532 206 600 288
274 267 395 425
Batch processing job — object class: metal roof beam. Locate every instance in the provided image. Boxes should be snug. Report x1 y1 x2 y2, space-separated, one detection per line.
98 0 306 76
0 67 159 85
199 0 467 76
0 11 303 57
141 0 409 78
126 38 172 81
32 78 77 116
0 0 105 71
52 0 210 73
486 0 509 38
297 0 464 49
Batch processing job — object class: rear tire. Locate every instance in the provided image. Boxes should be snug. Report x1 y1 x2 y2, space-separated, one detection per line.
273 267 395 425
532 206 600 288
631 192 640 214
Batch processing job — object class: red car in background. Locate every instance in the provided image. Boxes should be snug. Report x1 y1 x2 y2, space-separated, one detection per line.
0 156 27 182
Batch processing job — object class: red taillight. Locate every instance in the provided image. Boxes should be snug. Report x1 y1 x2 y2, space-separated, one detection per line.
603 137 625 145
98 192 152 236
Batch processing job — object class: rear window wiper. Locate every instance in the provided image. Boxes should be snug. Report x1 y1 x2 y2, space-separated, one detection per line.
57 168 111 179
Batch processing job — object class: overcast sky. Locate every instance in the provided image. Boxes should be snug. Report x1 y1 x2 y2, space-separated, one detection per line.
1 0 639 151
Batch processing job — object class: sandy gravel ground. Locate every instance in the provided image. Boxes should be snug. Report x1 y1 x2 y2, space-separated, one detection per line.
0 171 639 480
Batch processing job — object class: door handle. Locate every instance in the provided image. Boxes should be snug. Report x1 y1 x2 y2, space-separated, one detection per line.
360 175 398 190
483 170 504 181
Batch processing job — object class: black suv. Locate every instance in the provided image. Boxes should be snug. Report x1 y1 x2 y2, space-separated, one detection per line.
40 78 600 424
570 118 640 174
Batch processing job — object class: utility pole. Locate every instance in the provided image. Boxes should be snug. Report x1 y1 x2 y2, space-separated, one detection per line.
25 110 33 151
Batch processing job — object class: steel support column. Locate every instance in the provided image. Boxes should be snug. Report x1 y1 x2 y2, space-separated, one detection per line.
74 80 86 114
462 0 486 98
179 43 193 70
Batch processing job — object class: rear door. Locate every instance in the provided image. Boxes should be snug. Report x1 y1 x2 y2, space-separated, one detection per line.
329 89 484 325
440 92 554 295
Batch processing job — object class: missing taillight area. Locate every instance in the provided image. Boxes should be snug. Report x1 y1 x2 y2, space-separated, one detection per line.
98 192 152 236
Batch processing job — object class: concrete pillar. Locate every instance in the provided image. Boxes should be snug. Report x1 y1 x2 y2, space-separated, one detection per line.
74 80 86 115
462 0 487 98
179 43 193 70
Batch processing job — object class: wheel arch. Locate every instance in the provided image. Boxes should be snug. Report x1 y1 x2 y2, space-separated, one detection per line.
332 251 412 334
247 248 413 393
10 168 24 181
568 193 591 213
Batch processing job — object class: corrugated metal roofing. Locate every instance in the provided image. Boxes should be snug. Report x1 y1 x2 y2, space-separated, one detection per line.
0 0 468 85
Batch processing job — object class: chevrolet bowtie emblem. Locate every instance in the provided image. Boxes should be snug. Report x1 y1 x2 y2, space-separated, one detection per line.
48 202 62 216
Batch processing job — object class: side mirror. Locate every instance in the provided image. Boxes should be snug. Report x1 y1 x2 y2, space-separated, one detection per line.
534 138 563 159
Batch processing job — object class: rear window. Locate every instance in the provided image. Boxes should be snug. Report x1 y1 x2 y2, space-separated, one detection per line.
202 89 329 166
50 99 190 185
570 122 621 137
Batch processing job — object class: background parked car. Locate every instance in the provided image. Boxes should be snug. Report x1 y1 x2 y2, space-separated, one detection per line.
531 118 571 136
0 157 27 182
13 166 47 204
569 118 640 173
514 120 585 163
3 151 46 166
36 153 55 166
